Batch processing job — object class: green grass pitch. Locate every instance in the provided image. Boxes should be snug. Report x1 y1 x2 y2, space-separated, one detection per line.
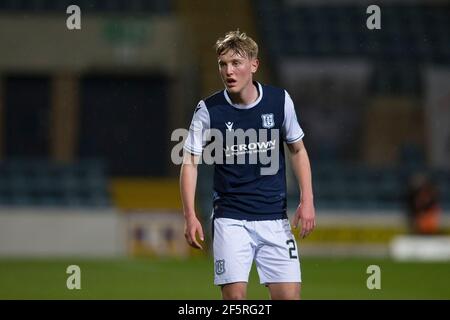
0 257 449 299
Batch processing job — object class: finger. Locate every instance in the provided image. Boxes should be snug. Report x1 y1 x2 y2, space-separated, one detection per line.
191 238 203 250
292 213 300 229
300 219 306 237
305 220 315 237
190 231 203 250
185 233 193 246
301 220 312 238
198 226 204 242
300 225 307 239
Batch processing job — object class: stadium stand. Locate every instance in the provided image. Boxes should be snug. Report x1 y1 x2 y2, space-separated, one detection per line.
253 0 450 211
0 159 111 207
255 1 450 95
0 0 447 214
311 160 450 211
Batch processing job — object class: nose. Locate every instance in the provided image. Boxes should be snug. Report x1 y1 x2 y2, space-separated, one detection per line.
225 64 233 76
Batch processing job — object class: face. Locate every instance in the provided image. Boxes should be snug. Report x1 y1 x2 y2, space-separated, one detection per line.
218 50 259 94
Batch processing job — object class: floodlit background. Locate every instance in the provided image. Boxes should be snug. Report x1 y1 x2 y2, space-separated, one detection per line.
0 0 449 299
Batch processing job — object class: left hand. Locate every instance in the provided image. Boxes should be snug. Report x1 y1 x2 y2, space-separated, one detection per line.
292 201 316 239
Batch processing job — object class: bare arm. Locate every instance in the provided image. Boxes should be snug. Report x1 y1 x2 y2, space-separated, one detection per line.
180 151 204 249
287 140 316 238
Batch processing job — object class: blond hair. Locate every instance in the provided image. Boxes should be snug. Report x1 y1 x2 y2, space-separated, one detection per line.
215 30 258 59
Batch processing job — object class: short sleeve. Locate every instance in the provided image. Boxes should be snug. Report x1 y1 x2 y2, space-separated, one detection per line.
183 100 210 155
282 90 305 144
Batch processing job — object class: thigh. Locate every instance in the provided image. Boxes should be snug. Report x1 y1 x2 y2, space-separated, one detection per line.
213 218 255 286
254 219 301 285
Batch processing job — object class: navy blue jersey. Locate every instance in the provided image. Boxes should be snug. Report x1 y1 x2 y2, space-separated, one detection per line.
184 82 304 220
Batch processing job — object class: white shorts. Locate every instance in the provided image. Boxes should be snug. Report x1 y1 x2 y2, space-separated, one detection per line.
212 217 301 286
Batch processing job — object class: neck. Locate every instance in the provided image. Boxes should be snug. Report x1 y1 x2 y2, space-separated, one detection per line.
228 81 258 105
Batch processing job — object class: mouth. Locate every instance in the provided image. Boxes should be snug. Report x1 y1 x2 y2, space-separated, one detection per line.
226 79 237 87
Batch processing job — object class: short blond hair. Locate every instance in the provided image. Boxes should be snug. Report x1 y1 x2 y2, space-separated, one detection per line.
215 30 258 59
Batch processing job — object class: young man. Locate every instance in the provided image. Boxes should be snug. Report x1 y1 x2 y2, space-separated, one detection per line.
180 30 315 300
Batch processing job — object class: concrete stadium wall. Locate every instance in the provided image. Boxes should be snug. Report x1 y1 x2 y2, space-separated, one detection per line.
0 208 126 257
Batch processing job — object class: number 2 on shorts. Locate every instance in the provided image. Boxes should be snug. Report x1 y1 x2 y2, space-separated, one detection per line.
286 239 297 259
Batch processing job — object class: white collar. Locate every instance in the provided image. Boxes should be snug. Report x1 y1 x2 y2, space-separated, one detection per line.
223 82 263 110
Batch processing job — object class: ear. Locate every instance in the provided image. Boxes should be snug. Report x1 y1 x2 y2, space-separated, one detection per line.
251 58 259 74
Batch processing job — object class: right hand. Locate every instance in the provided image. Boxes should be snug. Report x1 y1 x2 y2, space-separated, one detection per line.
292 200 316 239
184 215 204 250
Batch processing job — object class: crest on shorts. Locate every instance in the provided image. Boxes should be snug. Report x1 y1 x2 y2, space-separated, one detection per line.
261 113 275 128
215 259 226 275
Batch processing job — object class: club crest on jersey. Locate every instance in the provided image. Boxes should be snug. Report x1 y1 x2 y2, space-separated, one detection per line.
215 259 226 275
261 113 275 129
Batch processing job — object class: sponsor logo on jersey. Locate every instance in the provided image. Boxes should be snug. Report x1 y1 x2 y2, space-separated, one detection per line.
225 139 277 157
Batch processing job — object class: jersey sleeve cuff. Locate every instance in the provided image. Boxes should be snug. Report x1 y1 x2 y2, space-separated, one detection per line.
285 133 304 144
183 145 202 156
